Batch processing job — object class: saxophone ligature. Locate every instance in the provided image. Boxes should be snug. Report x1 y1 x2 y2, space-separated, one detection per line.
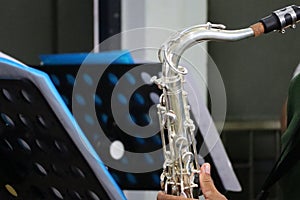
152 5 300 199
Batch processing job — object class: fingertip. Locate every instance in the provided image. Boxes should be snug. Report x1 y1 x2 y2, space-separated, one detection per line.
204 163 211 175
201 163 211 175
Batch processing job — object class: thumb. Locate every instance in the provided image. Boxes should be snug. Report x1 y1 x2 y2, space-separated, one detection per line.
200 163 227 200
200 163 216 193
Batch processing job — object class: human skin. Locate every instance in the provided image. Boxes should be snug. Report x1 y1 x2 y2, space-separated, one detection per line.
157 163 227 200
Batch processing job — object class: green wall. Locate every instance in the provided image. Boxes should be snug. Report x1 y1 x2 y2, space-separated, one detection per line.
208 1 300 121
0 1 93 65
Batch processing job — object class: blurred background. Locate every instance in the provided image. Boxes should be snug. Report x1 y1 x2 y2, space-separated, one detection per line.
0 0 299 199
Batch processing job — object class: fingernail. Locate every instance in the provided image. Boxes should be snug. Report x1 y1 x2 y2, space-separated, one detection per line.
204 164 210 175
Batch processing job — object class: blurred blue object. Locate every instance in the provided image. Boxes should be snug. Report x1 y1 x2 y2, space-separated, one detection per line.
40 50 134 65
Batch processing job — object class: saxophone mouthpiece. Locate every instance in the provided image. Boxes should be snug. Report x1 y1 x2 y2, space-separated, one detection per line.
253 5 300 36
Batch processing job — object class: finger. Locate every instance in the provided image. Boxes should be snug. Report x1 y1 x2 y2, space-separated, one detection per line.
157 191 167 200
199 163 227 200
200 163 216 191
157 191 179 200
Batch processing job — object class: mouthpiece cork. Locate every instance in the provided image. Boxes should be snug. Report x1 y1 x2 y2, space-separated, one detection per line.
250 22 265 37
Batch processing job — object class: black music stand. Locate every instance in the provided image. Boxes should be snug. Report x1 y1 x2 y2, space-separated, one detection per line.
0 53 126 200
35 63 164 191
35 60 240 193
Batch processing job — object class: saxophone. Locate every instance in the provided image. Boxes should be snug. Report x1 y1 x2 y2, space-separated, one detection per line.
152 5 300 199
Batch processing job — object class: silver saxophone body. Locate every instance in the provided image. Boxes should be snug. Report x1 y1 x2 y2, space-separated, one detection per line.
151 5 300 199
151 23 255 198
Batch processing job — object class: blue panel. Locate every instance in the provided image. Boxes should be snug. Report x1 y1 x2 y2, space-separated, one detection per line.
66 74 75 85
75 94 86 106
152 134 162 146
133 93 145 105
84 114 95 125
39 50 134 65
61 95 69 105
142 113 150 124
135 137 145 145
108 73 118 86
125 72 136 85
117 94 127 105
50 74 60 86
126 173 137 185
152 174 160 185
83 73 93 86
0 55 127 200
100 113 108 125
94 94 103 106
144 154 154 165
128 114 137 124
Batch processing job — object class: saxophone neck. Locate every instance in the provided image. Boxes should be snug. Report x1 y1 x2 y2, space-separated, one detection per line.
159 4 300 76
160 23 255 77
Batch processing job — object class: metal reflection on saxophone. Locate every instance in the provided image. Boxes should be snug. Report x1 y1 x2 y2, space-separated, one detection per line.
151 5 300 199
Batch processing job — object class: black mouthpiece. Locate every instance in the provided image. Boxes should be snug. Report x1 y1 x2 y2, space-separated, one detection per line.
260 5 300 33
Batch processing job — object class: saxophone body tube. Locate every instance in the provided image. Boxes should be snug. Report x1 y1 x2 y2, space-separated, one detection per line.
154 4 299 199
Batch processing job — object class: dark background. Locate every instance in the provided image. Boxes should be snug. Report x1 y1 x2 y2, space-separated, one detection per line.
208 0 300 121
0 0 120 65
1 0 298 119
208 1 300 199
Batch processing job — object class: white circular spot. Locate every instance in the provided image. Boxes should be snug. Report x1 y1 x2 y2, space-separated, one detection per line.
110 140 125 160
